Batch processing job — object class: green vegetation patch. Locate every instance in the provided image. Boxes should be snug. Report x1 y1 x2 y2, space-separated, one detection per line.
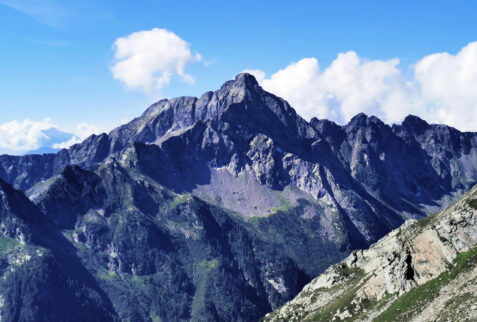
191 258 220 320
168 194 189 209
433 292 474 322
414 210 440 232
0 235 20 254
375 246 477 322
149 312 162 322
198 258 219 271
306 265 367 321
469 199 477 210
98 269 120 281
269 197 293 215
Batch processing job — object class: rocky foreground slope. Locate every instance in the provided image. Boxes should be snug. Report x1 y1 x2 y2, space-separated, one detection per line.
265 184 477 321
0 74 476 321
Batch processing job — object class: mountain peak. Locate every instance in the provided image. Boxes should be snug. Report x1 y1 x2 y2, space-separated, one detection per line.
401 114 430 133
346 113 386 130
213 72 261 101
348 112 369 124
0 177 42 241
233 72 260 87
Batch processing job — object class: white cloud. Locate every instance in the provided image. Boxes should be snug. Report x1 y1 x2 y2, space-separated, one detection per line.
52 137 81 150
256 58 329 121
74 123 100 139
203 59 217 67
0 0 69 28
247 42 477 131
413 42 477 131
111 28 202 95
0 118 55 152
249 55 414 125
52 123 100 150
0 119 100 155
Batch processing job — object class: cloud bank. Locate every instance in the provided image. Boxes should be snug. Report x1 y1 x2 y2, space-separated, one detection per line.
246 42 477 132
0 119 99 155
111 28 202 95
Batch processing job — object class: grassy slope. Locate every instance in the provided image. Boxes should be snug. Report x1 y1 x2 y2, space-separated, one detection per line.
374 246 477 321
283 246 477 322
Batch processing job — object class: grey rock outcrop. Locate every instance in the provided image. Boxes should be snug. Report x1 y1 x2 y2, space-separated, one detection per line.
265 184 477 321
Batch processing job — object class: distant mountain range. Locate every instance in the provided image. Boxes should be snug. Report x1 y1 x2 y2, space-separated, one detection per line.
0 127 78 155
26 128 78 154
0 73 476 321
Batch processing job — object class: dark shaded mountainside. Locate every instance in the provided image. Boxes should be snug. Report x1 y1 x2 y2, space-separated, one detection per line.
0 73 476 321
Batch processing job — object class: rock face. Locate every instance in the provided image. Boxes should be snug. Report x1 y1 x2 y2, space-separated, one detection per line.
264 184 477 322
0 73 475 321
0 178 115 321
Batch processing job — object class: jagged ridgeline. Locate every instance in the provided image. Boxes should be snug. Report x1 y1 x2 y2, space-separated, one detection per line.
0 73 476 321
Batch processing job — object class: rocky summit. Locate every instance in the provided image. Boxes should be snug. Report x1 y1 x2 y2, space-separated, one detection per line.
264 184 477 322
0 73 476 321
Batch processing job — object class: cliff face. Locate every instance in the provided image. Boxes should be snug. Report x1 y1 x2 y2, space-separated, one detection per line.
265 185 477 322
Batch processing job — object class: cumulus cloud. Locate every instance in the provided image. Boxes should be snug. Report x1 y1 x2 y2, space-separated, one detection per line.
51 137 81 150
74 123 100 139
246 42 477 131
413 42 477 131
0 118 55 153
0 119 99 155
111 28 202 95
52 123 100 149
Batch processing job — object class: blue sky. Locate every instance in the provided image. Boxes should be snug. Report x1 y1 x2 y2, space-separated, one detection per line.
1 1 477 154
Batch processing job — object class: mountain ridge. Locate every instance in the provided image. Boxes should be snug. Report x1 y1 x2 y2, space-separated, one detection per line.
0 176 116 321
0 73 476 321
